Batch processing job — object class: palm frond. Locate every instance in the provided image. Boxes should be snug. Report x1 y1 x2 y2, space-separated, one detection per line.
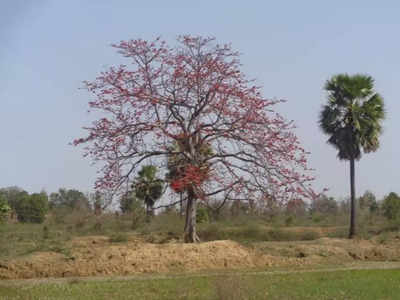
320 73 385 160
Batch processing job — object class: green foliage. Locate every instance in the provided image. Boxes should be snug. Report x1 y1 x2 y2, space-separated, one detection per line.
382 192 400 220
319 74 385 161
196 206 209 224
310 194 338 215
0 194 11 222
133 165 164 214
285 215 294 226
359 190 378 212
15 192 49 223
49 188 90 211
129 199 146 230
119 190 138 213
166 140 213 183
109 233 129 243
198 221 321 242
0 186 27 211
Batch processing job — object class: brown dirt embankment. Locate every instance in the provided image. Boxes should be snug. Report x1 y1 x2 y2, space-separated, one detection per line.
1 235 400 280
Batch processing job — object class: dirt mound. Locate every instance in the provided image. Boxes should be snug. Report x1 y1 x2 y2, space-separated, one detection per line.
0 237 283 279
1 236 400 280
254 237 400 263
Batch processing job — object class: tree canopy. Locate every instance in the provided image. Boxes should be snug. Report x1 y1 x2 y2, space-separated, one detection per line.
319 74 385 161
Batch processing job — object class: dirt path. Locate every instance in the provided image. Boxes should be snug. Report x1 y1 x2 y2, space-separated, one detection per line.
2 261 400 287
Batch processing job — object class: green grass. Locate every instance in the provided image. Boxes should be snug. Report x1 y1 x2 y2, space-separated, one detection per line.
1 269 400 299
0 214 135 260
0 223 71 260
198 221 322 242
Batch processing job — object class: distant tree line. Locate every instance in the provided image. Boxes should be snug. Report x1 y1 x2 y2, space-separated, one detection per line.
1 183 400 230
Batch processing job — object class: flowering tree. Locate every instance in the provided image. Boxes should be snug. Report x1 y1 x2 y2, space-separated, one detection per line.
74 36 316 242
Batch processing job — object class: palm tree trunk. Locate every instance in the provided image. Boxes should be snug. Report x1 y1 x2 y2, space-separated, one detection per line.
349 158 356 238
179 193 183 217
184 187 200 243
145 203 153 222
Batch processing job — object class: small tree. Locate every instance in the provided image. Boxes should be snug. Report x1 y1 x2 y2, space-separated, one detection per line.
382 192 400 220
133 165 163 217
359 190 378 213
15 192 49 223
49 188 91 211
310 194 338 215
119 190 137 213
75 36 317 242
0 195 11 223
286 198 307 217
0 186 28 214
119 190 146 228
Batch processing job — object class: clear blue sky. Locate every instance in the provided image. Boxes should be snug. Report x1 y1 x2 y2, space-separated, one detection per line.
1 0 398 199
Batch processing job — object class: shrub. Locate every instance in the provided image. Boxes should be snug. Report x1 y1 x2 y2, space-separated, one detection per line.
119 190 138 214
285 215 294 226
382 192 400 220
0 195 11 222
130 199 146 230
196 206 209 224
49 189 90 211
311 214 324 223
109 233 129 243
310 194 338 215
359 190 378 212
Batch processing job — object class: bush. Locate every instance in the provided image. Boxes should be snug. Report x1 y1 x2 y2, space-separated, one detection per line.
196 206 209 224
49 189 90 211
285 215 294 226
0 195 11 223
15 192 49 223
382 192 400 220
109 233 129 243
310 194 338 215
129 199 146 229
119 191 138 214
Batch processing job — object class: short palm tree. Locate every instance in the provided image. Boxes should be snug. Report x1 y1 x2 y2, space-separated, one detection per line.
319 74 385 238
134 165 164 218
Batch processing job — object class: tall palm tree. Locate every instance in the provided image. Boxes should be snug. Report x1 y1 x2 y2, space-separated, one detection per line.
319 74 385 238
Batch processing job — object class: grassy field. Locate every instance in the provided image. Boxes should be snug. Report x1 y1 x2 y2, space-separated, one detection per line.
1 268 400 299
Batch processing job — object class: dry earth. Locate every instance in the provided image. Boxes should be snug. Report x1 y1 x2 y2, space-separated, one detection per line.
1 235 400 280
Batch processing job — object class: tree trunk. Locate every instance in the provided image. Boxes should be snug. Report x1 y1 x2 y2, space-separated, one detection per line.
349 158 356 238
145 202 154 222
94 202 102 216
184 188 200 243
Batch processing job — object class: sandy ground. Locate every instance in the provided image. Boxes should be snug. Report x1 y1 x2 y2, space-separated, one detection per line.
1 235 400 280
